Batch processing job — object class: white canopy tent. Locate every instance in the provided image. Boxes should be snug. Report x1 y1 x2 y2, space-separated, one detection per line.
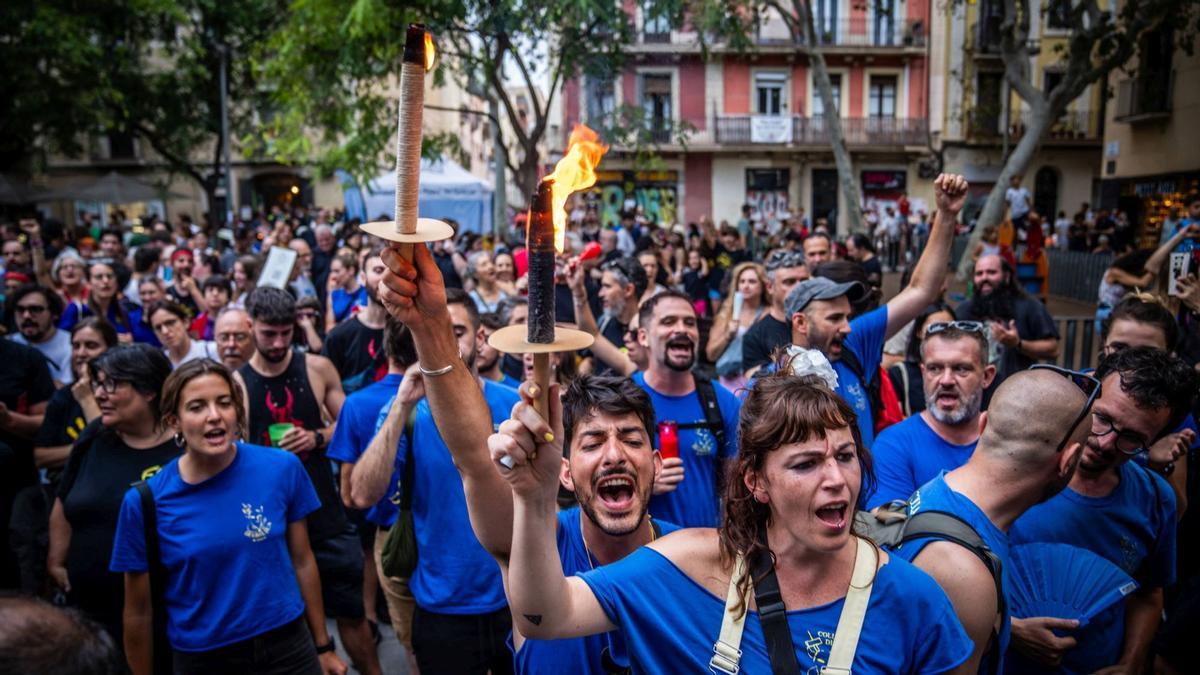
354 156 493 234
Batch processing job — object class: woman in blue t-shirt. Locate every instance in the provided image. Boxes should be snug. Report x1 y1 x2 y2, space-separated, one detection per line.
491 369 973 673
111 359 347 675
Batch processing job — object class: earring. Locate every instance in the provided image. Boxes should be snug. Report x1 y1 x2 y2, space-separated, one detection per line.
173 432 186 448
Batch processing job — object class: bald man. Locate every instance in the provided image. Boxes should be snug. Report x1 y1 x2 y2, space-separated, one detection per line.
888 369 1093 675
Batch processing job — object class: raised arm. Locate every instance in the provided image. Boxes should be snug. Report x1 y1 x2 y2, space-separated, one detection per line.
568 262 637 376
377 243 516 558
885 174 968 337
349 370 420 509
489 382 615 639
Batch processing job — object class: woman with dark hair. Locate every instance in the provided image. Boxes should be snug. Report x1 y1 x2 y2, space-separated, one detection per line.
112 359 346 675
324 251 367 331
148 300 217 368
887 302 956 418
33 318 121 477
1095 226 1192 328
59 259 134 337
490 369 972 672
231 254 261 309
46 344 179 646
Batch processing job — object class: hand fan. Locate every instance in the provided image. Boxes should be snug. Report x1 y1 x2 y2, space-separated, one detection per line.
1008 543 1139 628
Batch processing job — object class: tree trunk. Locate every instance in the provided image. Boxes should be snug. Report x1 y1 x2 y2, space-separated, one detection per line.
513 147 540 215
810 51 865 234
954 104 1054 278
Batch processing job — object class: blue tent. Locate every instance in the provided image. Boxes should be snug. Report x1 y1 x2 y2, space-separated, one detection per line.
348 156 493 234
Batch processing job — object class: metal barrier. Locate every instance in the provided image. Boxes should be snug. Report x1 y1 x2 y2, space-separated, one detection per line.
1054 316 1102 371
1046 249 1111 304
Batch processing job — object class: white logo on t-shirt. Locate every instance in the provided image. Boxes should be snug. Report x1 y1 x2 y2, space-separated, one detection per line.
242 504 272 542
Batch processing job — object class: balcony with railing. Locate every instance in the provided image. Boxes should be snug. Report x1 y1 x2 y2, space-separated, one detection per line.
713 116 927 146
1115 73 1174 122
969 109 1101 143
752 17 927 49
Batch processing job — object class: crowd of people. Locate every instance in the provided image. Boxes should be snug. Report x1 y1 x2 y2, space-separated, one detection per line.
1 173 1199 675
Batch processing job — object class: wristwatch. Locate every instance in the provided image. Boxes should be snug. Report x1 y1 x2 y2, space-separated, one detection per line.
315 637 337 654
312 429 325 451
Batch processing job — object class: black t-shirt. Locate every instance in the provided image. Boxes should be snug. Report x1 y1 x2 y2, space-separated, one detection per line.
239 352 345 542
322 316 386 395
955 293 1058 385
861 256 884 289
36 387 86 449
741 314 792 372
166 282 199 318
433 250 464 289
56 424 180 631
591 313 629 377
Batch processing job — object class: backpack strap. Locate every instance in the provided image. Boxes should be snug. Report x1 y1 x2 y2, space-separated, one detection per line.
709 554 748 674
692 376 727 452
750 532 802 675
400 407 417 511
134 480 170 666
823 537 878 675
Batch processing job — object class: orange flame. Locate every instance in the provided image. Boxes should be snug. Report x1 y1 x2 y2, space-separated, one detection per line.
424 32 436 71
544 124 608 253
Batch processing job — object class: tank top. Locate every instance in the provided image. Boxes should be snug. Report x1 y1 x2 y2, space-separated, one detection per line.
239 351 345 541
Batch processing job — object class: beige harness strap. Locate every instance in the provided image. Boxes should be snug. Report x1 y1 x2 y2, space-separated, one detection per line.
822 537 878 675
710 554 748 674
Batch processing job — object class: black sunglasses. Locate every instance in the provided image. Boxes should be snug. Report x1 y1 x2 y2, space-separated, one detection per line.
926 320 987 336
1029 364 1102 454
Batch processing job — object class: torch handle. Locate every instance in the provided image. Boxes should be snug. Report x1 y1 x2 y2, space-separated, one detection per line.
394 60 425 255
532 352 551 421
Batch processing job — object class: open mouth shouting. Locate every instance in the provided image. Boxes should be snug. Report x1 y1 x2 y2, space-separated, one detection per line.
202 426 230 449
815 500 849 532
594 472 638 514
665 337 695 363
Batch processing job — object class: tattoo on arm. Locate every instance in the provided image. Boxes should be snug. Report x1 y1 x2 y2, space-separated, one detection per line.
523 614 543 626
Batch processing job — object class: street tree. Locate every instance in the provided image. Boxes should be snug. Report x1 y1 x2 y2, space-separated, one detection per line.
954 0 1198 277
692 0 869 233
1 0 286 226
254 0 658 219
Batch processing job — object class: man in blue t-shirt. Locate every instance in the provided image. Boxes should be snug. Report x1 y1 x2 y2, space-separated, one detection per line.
631 290 741 528
369 243 681 673
1008 348 1197 674
327 315 415 652
889 369 1092 674
779 173 969 447
867 322 996 509
348 286 518 675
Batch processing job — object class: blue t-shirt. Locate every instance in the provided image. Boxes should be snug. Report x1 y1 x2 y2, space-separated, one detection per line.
632 372 741 528
513 508 681 674
833 305 889 448
127 307 162 347
109 444 320 652
891 473 1011 674
401 379 521 614
579 544 972 674
866 414 978 509
330 286 369 323
1007 461 1176 674
327 373 404 526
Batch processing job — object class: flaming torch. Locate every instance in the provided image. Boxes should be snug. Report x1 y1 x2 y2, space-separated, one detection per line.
490 125 605 427
360 24 452 256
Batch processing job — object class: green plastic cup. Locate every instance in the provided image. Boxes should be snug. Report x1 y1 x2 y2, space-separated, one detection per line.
268 423 295 447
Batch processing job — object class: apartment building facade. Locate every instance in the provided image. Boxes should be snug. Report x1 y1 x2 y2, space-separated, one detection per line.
560 0 936 234
930 0 1107 225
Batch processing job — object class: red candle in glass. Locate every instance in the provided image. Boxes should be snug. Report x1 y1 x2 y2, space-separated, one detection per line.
657 421 679 459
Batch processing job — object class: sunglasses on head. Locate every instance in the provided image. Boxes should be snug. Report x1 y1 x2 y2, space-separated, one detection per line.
926 320 987 336
1029 364 1102 454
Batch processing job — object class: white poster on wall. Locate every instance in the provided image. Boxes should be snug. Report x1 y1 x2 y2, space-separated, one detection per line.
750 116 793 144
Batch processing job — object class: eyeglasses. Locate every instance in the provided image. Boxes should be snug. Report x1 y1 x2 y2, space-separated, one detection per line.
16 305 48 315
217 332 250 344
1029 364 1102 454
926 320 987 336
1090 410 1150 456
89 376 126 394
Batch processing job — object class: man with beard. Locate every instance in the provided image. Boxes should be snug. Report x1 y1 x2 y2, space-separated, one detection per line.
351 282 521 674
1007 347 1196 674
323 245 388 394
213 306 255 371
479 312 521 389
163 248 202 317
954 253 1059 389
866 323 996 509
632 290 741 528
741 250 809 376
590 257 646 376
235 288 381 675
784 173 969 447
9 285 73 385
368 242 676 673
889 368 1093 674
